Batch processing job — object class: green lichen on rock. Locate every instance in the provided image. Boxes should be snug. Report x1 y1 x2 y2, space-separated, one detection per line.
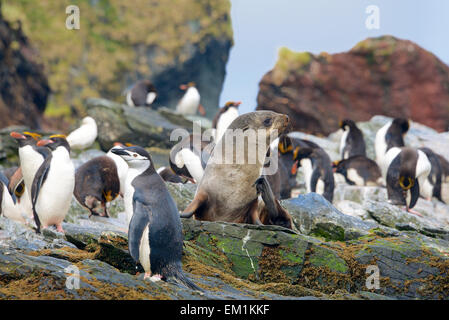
2 0 233 120
272 47 313 85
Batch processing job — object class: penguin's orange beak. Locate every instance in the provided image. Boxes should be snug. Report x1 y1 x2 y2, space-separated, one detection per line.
113 142 124 147
180 84 188 90
198 104 206 116
10 132 26 140
235 101 242 107
291 161 298 175
37 139 54 147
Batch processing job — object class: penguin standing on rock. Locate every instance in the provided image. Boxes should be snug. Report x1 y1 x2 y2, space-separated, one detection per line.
333 156 382 186
0 172 22 223
74 156 120 217
386 147 431 216
169 134 213 184
126 80 157 107
66 117 98 150
176 82 205 116
375 118 409 178
292 147 335 203
10 131 49 219
418 147 444 202
31 135 75 233
339 119 366 159
106 143 129 196
212 101 241 142
111 146 200 290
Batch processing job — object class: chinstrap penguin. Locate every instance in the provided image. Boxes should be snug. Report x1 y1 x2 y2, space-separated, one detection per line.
111 146 200 290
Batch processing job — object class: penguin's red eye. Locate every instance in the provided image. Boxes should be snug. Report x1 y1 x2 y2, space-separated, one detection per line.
133 154 137 157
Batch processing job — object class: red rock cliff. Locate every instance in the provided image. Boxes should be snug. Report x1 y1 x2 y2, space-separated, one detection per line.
257 36 449 135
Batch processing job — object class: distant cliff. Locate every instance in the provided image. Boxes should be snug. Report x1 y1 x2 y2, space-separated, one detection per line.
2 0 233 119
0 7 49 129
257 36 449 135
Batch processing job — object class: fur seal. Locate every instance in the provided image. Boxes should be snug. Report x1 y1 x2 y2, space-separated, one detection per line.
181 111 292 228
74 156 120 217
111 146 199 290
339 119 366 159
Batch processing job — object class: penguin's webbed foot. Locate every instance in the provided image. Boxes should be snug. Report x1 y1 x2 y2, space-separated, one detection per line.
56 224 65 233
405 207 423 217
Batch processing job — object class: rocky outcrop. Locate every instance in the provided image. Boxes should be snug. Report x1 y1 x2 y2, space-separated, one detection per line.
85 98 211 152
0 10 49 129
3 1 233 119
257 36 449 135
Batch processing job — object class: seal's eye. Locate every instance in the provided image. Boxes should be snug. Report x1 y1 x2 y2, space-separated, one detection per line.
263 118 272 127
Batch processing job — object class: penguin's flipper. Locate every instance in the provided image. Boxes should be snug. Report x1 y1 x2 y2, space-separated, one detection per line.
180 191 208 218
409 181 420 210
128 199 150 263
31 154 52 232
310 168 321 193
6 168 22 201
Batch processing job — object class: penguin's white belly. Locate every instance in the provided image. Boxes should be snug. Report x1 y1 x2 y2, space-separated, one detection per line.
67 125 98 150
126 91 135 107
416 150 432 199
139 226 151 273
383 147 401 181
19 146 44 191
124 185 135 225
107 152 128 195
216 108 239 142
301 159 313 193
339 130 349 159
422 178 434 200
146 92 156 105
2 184 24 223
177 148 204 183
316 179 325 195
176 88 200 115
375 122 391 166
18 187 33 219
347 168 365 186
35 160 75 227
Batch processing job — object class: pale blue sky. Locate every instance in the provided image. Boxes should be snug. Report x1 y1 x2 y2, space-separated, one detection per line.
219 0 449 114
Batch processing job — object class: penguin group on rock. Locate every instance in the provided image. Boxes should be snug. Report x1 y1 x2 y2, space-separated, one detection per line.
2 106 449 292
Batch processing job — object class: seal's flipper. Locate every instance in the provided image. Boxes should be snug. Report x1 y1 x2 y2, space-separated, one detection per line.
254 176 292 229
181 191 208 219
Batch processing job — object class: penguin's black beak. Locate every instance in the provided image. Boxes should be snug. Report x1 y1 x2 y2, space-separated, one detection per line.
111 148 129 156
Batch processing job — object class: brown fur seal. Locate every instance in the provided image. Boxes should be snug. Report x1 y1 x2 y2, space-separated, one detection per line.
181 111 292 229
74 156 120 217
